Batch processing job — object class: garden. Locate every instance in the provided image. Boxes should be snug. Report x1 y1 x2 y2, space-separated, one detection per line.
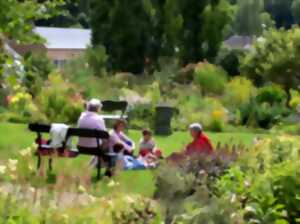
0 0 300 223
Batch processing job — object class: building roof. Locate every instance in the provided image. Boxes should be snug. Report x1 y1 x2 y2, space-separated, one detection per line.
34 27 91 50
224 35 253 49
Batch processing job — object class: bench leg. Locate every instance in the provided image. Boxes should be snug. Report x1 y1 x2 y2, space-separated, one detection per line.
96 156 101 180
48 158 53 172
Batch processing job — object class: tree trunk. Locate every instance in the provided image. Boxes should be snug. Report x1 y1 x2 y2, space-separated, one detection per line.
285 87 292 108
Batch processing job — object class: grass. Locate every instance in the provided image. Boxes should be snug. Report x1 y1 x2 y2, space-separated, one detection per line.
0 122 267 197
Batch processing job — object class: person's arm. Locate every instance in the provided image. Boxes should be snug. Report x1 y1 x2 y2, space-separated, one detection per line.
120 132 135 152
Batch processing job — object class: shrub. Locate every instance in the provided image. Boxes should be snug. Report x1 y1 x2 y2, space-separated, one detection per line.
36 72 84 124
223 76 256 109
85 45 108 77
217 137 300 224
194 62 228 96
256 85 287 105
215 46 245 76
155 146 240 223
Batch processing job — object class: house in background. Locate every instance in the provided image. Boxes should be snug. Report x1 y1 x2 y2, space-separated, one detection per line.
9 27 91 68
223 35 253 49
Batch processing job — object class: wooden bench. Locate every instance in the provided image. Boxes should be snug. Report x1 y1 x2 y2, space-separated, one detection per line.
101 100 128 120
28 123 114 180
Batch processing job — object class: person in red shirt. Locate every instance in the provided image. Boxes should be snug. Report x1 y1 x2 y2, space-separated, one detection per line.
185 123 213 156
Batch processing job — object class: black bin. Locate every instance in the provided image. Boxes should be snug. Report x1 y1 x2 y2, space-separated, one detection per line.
154 106 174 136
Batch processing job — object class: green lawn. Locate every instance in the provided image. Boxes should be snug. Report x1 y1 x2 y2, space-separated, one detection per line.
0 122 267 197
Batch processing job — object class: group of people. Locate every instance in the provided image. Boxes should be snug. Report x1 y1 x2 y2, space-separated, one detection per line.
77 98 213 172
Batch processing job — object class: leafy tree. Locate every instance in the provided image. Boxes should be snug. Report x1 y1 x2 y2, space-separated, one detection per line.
201 0 234 60
234 0 264 36
36 0 91 28
90 0 155 74
292 0 300 24
241 27 300 106
264 0 294 28
0 0 64 80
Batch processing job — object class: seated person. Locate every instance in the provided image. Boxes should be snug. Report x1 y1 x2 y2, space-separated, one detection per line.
167 123 213 164
109 119 135 155
185 123 213 155
139 129 163 158
77 99 113 175
77 98 106 148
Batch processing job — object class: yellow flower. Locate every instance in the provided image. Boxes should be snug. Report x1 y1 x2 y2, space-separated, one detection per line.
0 165 6 174
8 159 18 171
19 147 32 157
78 185 86 193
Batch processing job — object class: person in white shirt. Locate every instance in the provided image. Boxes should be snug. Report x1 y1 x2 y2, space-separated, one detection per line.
77 99 106 148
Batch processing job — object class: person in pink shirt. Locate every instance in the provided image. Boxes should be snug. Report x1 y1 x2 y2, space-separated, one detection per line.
77 99 106 148
109 119 135 155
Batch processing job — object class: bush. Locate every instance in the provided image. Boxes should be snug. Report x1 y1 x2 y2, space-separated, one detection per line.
223 76 256 109
155 146 240 223
85 45 108 77
217 137 300 224
215 46 245 76
36 72 84 124
194 62 228 96
256 85 287 105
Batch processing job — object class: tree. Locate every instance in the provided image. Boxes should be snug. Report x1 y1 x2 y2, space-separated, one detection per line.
0 0 64 79
201 0 234 60
241 27 300 106
90 0 155 74
264 0 294 28
292 0 300 24
234 0 264 36
36 0 91 28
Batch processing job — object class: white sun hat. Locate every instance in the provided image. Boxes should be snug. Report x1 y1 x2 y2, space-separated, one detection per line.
189 123 203 132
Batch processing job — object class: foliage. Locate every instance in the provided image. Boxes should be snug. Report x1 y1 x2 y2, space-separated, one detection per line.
215 46 245 76
194 62 228 96
217 137 300 224
36 72 84 124
256 85 287 105
265 0 294 28
90 0 232 73
86 45 108 77
23 52 54 96
200 0 235 60
292 0 300 24
223 76 256 109
234 0 264 35
241 27 300 103
155 146 240 223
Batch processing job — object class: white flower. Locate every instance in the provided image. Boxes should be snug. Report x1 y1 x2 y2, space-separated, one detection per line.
8 159 18 171
0 165 7 174
245 206 256 213
19 147 31 157
107 180 119 187
230 193 237 203
125 195 135 204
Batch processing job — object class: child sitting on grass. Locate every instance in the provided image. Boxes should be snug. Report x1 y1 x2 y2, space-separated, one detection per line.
138 129 163 168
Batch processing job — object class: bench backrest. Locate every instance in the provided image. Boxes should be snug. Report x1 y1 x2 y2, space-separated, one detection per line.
28 123 109 153
102 100 128 117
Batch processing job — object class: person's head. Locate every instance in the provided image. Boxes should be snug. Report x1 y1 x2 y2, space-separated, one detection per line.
142 129 152 141
113 119 127 132
87 98 102 113
189 123 203 139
